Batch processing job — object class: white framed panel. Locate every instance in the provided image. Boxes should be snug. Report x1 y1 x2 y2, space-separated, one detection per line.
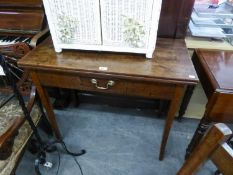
100 0 154 49
147 0 162 58
43 0 102 47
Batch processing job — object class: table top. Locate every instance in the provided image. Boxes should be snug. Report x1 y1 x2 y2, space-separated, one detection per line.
19 37 198 85
196 49 233 91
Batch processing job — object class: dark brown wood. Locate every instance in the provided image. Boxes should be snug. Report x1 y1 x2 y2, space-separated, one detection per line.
0 0 42 8
177 85 195 121
157 0 195 38
0 43 31 58
0 27 49 94
18 37 198 160
18 37 198 85
35 70 176 99
0 9 44 33
178 123 233 175
175 0 195 38
212 142 233 175
30 27 49 48
186 49 233 158
0 0 45 34
196 50 233 91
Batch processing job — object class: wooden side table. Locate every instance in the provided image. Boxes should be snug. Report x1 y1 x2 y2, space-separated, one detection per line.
18 37 198 160
186 49 233 158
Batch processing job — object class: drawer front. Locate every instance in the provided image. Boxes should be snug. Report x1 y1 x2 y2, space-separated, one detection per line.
35 71 175 99
36 71 81 89
79 76 175 99
208 93 233 122
126 81 175 99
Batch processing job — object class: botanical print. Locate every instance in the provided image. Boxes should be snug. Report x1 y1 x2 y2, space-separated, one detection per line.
123 15 145 48
57 13 77 43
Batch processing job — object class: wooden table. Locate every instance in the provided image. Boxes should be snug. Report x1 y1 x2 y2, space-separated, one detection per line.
186 49 233 158
18 37 198 160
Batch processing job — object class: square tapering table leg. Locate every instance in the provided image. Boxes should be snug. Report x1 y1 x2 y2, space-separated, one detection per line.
30 71 62 139
159 85 185 160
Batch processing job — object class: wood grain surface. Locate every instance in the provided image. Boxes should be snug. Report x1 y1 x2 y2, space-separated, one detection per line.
19 37 198 85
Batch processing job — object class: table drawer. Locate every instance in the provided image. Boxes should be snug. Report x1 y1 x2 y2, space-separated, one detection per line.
36 71 175 100
80 76 175 99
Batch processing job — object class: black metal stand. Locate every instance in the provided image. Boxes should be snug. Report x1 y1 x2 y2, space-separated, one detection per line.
0 55 86 175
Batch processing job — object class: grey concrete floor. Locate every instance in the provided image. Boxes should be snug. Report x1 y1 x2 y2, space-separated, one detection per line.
16 103 216 175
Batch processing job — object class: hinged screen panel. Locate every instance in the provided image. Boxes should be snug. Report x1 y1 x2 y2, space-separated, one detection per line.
43 0 102 45
100 0 155 49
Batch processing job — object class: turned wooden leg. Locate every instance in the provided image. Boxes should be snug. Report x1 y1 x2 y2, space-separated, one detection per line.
177 85 195 121
185 115 211 159
30 71 62 139
159 85 184 160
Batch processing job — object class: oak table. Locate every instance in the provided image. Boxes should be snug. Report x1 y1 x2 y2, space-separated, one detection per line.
18 37 198 160
186 49 233 158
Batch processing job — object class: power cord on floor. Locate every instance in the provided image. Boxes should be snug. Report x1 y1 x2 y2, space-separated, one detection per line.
57 140 84 175
55 147 84 175
35 140 86 175
55 148 84 175
73 155 84 175
56 149 60 175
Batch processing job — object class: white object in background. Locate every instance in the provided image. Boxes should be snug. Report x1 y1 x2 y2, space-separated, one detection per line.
0 65 5 76
42 0 162 58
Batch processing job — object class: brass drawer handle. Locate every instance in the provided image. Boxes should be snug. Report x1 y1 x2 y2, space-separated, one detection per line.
91 79 115 90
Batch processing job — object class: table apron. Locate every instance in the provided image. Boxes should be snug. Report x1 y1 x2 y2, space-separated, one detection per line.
34 71 177 100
